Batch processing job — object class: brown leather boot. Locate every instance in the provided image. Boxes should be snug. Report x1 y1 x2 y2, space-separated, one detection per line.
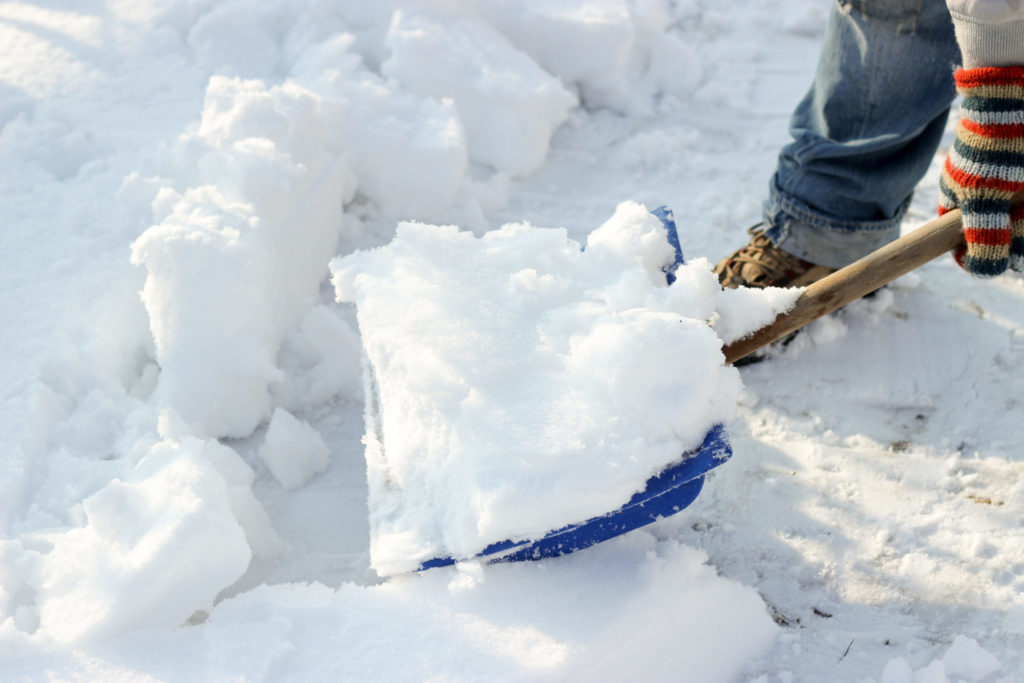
714 226 835 289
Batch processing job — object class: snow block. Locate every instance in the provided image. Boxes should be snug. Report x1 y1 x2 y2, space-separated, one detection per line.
383 9 576 177
333 202 743 574
132 76 351 439
259 407 330 490
37 438 252 643
479 0 638 109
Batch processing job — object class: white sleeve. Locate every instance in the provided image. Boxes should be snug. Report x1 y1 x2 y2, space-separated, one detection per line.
946 0 1024 67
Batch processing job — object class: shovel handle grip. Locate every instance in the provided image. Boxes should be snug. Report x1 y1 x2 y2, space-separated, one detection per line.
721 190 1024 366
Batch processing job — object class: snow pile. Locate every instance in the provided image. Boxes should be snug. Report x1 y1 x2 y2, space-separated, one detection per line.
14 0 1024 680
1 535 777 680
333 201 797 573
174 539 775 682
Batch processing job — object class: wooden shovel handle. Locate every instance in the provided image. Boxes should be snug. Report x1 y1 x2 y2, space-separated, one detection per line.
721 190 1024 366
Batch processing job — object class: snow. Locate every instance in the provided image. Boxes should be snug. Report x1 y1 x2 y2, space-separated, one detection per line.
943 636 1002 680
36 437 253 644
2 0 1024 681
332 202 786 573
382 8 577 177
878 636 1002 682
259 408 330 491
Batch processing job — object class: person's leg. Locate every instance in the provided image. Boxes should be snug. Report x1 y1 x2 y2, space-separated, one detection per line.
763 0 961 269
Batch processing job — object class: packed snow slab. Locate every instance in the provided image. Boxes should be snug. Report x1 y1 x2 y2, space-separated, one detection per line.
332 201 798 574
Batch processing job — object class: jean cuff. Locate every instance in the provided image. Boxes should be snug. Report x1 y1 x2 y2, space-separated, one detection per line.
762 179 906 269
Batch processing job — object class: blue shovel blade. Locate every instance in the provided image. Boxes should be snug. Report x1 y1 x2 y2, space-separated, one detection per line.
419 424 731 570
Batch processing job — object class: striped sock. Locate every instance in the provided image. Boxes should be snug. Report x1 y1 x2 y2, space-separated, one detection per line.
939 66 1024 277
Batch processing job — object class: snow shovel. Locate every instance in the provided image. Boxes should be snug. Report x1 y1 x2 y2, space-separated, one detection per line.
420 194 1020 570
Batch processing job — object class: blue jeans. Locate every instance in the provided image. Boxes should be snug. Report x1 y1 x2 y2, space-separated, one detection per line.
765 0 961 269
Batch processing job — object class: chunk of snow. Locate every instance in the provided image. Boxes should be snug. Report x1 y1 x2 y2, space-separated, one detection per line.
942 635 1001 680
343 81 469 221
880 657 914 683
276 304 364 410
36 438 252 643
479 0 637 109
259 408 331 491
383 9 576 177
131 76 353 439
714 284 802 345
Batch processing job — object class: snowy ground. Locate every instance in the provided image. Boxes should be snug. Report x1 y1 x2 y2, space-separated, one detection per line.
2 1 1024 681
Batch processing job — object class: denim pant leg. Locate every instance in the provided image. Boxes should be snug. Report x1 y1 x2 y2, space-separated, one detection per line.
764 0 961 269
